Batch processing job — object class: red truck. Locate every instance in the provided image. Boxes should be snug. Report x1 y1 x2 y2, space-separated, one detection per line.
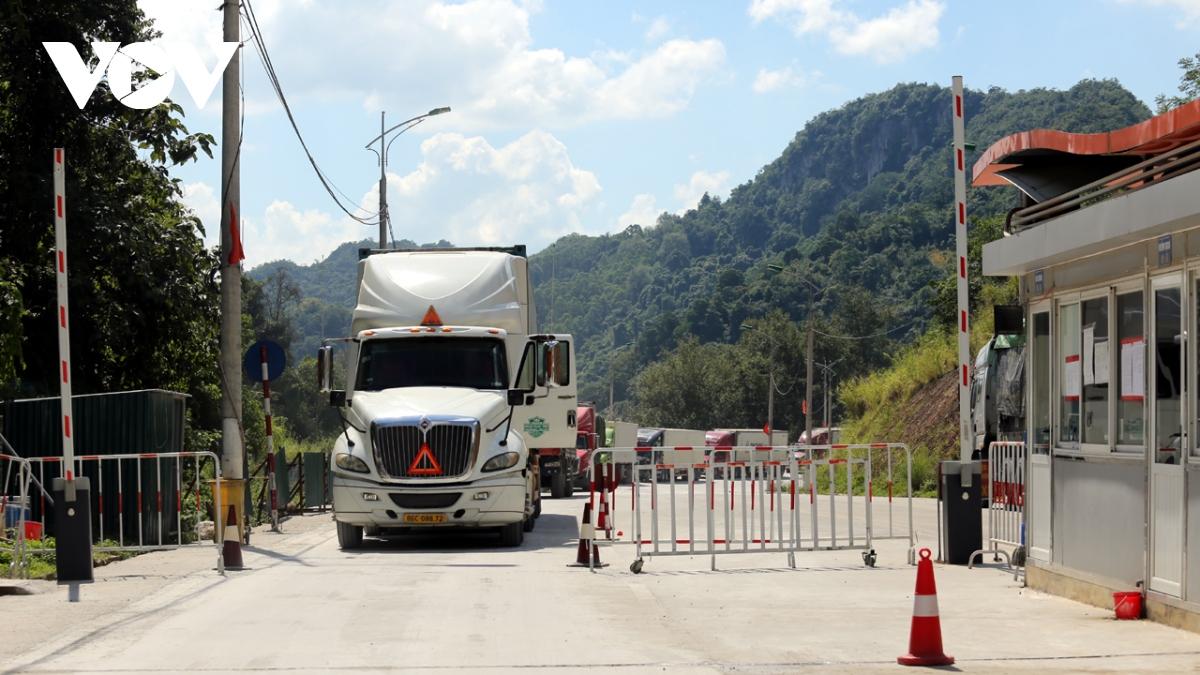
538 404 605 498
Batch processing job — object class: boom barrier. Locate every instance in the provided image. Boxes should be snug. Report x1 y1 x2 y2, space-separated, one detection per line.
590 443 916 573
1 451 226 577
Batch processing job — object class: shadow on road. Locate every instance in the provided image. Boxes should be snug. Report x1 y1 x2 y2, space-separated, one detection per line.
343 512 579 555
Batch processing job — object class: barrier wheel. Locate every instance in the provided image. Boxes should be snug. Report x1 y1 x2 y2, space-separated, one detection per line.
862 549 877 568
630 559 644 574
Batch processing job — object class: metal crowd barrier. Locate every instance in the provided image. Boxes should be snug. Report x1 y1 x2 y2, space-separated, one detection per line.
2 451 226 577
969 440 1025 579
1 454 35 577
591 443 915 573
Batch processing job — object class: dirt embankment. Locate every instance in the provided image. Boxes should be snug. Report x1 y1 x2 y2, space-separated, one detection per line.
854 371 959 458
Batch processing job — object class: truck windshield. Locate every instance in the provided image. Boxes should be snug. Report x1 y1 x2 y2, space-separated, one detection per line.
356 337 508 391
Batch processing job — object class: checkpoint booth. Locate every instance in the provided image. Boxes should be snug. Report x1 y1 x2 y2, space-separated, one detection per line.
976 99 1200 630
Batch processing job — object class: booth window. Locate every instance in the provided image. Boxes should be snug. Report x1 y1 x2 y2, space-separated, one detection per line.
1058 302 1080 446
1081 296 1109 445
1116 291 1145 450
1032 311 1051 453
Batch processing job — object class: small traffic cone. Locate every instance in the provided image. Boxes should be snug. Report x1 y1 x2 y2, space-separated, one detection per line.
898 547 953 666
569 502 605 567
597 495 611 539
222 505 245 571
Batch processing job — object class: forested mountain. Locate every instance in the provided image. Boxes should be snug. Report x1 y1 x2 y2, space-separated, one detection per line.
530 80 1150 420
250 80 1149 434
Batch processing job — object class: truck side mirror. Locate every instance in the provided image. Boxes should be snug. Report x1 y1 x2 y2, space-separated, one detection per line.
329 390 346 407
317 345 333 392
507 389 527 406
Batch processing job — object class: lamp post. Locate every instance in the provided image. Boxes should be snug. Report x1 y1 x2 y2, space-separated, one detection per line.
364 106 451 248
608 341 633 417
814 357 846 431
765 262 828 444
740 322 782 434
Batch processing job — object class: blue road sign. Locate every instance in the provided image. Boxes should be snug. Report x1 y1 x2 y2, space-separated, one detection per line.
244 339 286 382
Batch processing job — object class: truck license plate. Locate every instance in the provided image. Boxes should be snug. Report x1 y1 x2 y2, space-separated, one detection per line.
402 513 447 524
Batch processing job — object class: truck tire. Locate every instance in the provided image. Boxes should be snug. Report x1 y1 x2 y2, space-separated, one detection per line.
337 521 363 550
550 472 569 499
499 520 524 546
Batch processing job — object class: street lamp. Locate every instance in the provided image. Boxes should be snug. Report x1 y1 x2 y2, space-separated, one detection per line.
608 341 633 417
814 357 846 431
740 322 786 434
761 261 829 445
364 106 451 248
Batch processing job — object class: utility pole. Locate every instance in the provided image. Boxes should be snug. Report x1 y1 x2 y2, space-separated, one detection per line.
378 111 387 248
823 362 831 430
805 324 814 444
219 0 244 484
767 341 776 434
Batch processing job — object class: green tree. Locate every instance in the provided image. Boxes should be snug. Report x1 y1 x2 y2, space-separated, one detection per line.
1156 51 1200 113
0 2 219 423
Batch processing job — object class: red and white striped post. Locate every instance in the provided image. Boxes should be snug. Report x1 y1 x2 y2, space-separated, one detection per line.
53 147 76 494
951 77 972 466
260 345 280 532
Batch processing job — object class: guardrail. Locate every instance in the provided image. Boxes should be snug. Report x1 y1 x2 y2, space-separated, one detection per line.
590 443 915 573
2 451 225 577
969 441 1025 579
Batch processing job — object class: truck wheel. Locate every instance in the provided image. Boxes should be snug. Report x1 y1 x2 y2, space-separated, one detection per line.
523 512 536 532
499 520 524 547
337 521 363 550
550 472 568 499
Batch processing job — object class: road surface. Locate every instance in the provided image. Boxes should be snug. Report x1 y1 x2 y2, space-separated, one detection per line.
4 491 1200 673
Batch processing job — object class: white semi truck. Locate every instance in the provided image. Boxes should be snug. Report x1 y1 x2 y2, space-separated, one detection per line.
317 246 578 549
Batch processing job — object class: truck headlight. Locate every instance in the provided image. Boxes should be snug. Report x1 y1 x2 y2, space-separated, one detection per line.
335 452 370 473
482 451 520 472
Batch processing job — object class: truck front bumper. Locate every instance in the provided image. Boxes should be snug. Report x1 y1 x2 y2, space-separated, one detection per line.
332 472 526 528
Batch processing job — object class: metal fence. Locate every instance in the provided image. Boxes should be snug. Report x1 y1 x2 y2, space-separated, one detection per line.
2 451 226 577
969 440 1025 578
590 443 915 573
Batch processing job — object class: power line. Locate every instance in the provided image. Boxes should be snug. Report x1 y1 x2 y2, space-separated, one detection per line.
241 0 380 226
813 319 918 342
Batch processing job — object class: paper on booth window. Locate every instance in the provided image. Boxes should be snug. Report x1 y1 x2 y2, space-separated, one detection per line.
1121 337 1145 400
1094 338 1109 386
1064 355 1081 400
1083 325 1095 386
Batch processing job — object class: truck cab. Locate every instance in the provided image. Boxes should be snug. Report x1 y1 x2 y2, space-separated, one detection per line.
319 248 577 549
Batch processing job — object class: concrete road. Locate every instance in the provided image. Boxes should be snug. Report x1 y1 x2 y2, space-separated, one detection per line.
4 491 1200 674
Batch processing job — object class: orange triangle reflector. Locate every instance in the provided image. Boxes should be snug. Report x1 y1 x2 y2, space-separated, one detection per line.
420 305 443 327
408 441 443 476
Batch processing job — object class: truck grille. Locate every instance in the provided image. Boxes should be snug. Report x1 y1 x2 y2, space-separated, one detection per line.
372 419 478 479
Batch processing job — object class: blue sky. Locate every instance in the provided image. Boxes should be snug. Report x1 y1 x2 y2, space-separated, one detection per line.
136 0 1200 267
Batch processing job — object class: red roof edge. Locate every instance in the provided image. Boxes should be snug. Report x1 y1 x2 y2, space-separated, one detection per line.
972 98 1200 186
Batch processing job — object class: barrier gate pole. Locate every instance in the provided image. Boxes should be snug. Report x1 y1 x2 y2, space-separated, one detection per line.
260 346 280 532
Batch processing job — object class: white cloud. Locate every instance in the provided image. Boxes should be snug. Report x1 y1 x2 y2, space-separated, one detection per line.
617 193 661 229
380 130 603 249
645 16 672 41
1117 0 1200 27
748 0 944 63
752 65 813 93
181 181 220 247
139 0 725 128
674 170 730 212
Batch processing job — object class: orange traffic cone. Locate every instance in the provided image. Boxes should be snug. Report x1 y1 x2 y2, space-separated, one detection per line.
898 548 953 666
221 505 245 571
569 502 605 567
